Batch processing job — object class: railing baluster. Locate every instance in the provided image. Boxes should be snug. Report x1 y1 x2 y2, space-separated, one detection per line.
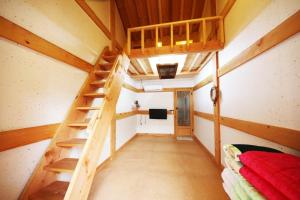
127 29 131 54
202 20 206 46
170 24 173 48
186 22 190 47
155 26 158 48
141 29 144 52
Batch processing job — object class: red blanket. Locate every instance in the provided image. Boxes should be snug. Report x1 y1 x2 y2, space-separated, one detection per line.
240 151 300 200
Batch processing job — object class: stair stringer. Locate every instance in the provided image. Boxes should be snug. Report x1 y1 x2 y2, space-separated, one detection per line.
64 56 126 200
18 47 109 200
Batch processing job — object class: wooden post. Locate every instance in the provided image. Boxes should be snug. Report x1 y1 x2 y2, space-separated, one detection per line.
141 29 145 52
219 17 225 44
186 22 190 47
127 29 131 54
202 20 206 45
110 111 116 159
155 26 159 48
214 52 221 167
170 24 174 48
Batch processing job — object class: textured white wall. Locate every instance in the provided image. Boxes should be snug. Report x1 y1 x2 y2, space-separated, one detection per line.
136 92 174 134
193 58 215 153
218 1 300 164
0 1 125 199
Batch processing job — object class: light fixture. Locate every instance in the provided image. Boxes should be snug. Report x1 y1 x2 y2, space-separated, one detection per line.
175 40 193 45
157 41 162 47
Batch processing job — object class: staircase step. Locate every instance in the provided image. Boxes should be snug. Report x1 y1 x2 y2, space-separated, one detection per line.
76 106 101 111
94 70 110 78
99 62 113 70
90 80 106 87
44 158 78 173
68 122 89 128
29 181 69 200
83 92 105 98
102 55 116 62
56 138 86 147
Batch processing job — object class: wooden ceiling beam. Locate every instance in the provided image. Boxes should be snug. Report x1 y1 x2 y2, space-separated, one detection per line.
194 52 214 73
130 71 199 80
187 53 202 72
178 0 185 35
146 0 154 39
157 0 163 39
142 58 154 74
75 0 112 40
128 63 139 75
131 59 147 74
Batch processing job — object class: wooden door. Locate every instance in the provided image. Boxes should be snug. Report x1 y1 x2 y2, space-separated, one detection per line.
174 89 193 136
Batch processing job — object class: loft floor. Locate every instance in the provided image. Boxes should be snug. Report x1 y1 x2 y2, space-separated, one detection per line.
88 135 227 200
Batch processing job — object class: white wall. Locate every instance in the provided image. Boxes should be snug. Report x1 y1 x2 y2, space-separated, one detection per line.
135 78 194 135
193 58 215 154
193 0 300 163
0 1 125 199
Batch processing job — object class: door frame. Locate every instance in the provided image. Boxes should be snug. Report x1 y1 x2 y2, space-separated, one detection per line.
174 88 194 136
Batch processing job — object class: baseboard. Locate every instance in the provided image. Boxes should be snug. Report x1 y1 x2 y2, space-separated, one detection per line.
95 134 138 174
192 134 223 170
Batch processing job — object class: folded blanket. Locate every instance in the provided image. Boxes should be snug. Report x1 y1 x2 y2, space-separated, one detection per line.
223 182 241 200
240 166 288 200
225 156 243 174
224 144 281 161
240 151 300 200
224 156 266 200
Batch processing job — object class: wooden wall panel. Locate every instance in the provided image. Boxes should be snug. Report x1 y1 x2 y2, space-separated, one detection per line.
194 111 300 151
0 17 93 72
0 123 60 152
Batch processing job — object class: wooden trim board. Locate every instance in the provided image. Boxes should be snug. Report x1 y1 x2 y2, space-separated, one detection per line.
0 17 93 72
220 116 300 151
75 0 112 40
116 110 137 120
194 111 214 121
218 10 300 77
122 83 143 93
122 82 192 93
194 111 300 151
0 123 60 152
193 75 213 91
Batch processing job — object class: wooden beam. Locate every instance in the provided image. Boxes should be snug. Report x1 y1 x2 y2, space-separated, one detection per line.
131 59 147 74
219 10 300 77
110 0 116 50
129 40 223 58
193 74 213 91
128 63 140 75
116 110 137 120
219 0 236 17
131 71 199 80
110 112 116 158
187 53 202 72
75 0 112 40
146 0 154 39
213 52 221 166
220 116 300 151
122 82 143 93
194 111 214 121
0 123 60 152
157 0 163 39
142 58 154 74
0 17 93 72
178 0 185 35
194 52 214 72
194 111 300 152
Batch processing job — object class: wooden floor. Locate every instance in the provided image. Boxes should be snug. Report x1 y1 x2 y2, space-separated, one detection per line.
88 135 228 200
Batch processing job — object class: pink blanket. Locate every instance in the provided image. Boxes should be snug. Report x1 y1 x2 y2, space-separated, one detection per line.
240 151 300 200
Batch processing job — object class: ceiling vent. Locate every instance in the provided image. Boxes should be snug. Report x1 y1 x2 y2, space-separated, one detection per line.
157 63 178 79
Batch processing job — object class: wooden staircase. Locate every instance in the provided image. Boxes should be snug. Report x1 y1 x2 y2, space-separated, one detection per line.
19 48 126 200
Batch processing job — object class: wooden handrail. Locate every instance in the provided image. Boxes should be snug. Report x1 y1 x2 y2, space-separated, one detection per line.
127 16 224 56
64 55 125 199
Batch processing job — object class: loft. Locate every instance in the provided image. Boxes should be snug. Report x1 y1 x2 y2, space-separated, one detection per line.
0 0 299 200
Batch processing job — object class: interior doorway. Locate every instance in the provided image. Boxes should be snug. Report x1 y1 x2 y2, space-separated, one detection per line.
174 88 193 136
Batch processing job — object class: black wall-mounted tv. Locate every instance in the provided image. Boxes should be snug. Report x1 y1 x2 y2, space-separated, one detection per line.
149 109 167 119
